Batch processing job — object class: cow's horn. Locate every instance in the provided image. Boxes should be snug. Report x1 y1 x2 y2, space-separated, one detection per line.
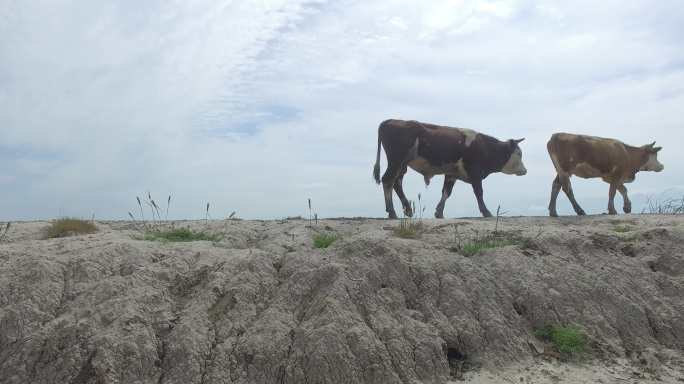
514 138 525 144
647 141 656 147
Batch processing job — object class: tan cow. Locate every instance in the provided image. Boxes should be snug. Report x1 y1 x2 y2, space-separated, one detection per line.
547 133 664 216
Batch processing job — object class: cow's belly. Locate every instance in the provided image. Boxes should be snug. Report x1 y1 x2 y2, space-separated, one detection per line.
572 162 604 179
408 157 469 182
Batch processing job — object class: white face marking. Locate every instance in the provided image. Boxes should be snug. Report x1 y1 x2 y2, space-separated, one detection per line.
501 148 527 175
640 153 664 172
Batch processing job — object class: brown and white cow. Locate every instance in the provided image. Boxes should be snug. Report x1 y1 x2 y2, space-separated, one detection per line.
373 119 527 219
547 133 664 217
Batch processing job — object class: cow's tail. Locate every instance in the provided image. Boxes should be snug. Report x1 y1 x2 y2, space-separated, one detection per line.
373 128 382 185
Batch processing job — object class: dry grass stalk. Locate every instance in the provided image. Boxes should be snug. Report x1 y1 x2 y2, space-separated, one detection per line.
0 222 10 242
642 195 684 215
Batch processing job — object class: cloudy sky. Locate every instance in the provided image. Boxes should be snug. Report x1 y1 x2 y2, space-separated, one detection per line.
1 0 683 220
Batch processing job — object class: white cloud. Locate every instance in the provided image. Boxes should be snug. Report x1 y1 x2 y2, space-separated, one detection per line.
1 0 683 220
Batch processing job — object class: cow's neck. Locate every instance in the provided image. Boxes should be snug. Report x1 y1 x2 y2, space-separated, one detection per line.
625 145 648 173
484 141 515 175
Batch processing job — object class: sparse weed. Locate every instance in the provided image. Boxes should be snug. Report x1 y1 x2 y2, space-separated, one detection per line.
307 198 319 228
0 222 11 242
313 233 337 248
642 194 684 215
44 218 97 238
392 194 425 239
450 228 516 256
130 192 171 231
393 219 424 239
128 192 222 243
143 227 221 243
534 324 588 360
449 206 528 256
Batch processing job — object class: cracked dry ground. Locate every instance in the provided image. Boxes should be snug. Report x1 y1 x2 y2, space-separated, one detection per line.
1 215 683 384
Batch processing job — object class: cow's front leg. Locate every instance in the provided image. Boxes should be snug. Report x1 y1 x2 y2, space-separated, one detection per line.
435 175 456 219
471 179 492 217
617 184 631 213
608 183 618 215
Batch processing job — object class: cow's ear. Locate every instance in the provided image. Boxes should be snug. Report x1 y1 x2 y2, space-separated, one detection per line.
514 138 525 144
653 146 662 153
645 141 656 148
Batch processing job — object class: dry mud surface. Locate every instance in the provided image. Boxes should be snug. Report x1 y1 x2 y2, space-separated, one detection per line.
1 215 683 384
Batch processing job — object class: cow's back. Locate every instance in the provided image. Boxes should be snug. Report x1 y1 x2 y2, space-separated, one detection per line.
548 133 629 179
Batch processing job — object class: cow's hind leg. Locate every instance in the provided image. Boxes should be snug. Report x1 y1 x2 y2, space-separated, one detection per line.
549 175 562 217
618 185 631 213
382 164 402 219
559 174 586 215
435 175 456 218
607 183 618 215
393 166 413 217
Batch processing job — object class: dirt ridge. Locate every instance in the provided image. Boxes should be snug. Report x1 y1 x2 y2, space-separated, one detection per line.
0 215 683 383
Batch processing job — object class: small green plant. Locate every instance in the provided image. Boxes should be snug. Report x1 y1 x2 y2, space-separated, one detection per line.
143 227 221 242
534 324 587 360
44 218 97 238
612 224 632 233
313 233 337 248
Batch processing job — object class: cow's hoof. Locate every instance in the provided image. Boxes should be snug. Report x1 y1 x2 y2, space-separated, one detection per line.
549 211 558 217
624 205 632 214
576 209 586 216
482 211 493 218
608 209 617 215
403 208 413 217
435 211 444 219
388 211 398 219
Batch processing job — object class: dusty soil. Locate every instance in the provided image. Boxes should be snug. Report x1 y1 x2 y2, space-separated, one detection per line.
1 215 683 384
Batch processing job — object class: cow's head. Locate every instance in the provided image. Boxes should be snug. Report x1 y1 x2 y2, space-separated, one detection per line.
501 138 527 176
640 142 664 172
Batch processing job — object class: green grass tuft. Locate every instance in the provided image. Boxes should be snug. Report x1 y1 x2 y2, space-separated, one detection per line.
534 325 587 360
450 230 518 257
612 224 632 233
393 219 423 239
458 236 514 256
313 233 338 248
44 218 97 238
143 228 221 242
